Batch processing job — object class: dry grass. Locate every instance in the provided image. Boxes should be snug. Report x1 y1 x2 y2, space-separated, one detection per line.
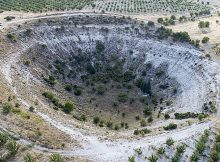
167 15 220 46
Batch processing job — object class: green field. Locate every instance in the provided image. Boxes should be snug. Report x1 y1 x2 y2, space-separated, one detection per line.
0 0 93 12
95 0 210 14
0 0 210 15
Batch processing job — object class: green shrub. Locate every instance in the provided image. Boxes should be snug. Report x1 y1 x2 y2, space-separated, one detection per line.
140 119 147 127
42 92 55 100
114 125 119 130
215 142 220 152
166 138 174 146
6 140 20 156
198 114 206 121
135 78 151 95
171 15 176 20
44 75 56 85
4 16 15 21
0 132 8 146
15 103 20 108
0 155 6 162
24 28 32 37
73 114 86 122
157 18 164 24
148 116 153 123
156 27 172 39
163 123 177 130
96 85 105 95
63 101 74 114
134 128 151 136
117 93 128 103
6 33 17 42
24 60 31 66
86 64 96 74
2 102 13 114
106 121 113 128
135 115 140 120
42 92 62 108
216 133 220 142
148 154 158 162
99 121 104 127
134 129 139 135
142 128 151 134
173 32 191 42
123 71 134 82
202 37 210 43
157 147 165 155
143 107 152 116
93 116 100 124
148 21 155 26
196 141 206 154
24 153 34 162
174 112 208 120
176 144 186 154
198 21 210 28
73 87 82 96
29 106 34 112
210 150 220 162
190 151 200 162
49 153 65 162
135 147 142 155
96 41 105 53
64 84 72 92
171 153 181 162
128 156 135 162
164 113 170 119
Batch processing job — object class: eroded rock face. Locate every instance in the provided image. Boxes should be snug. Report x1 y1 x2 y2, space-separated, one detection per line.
8 15 217 115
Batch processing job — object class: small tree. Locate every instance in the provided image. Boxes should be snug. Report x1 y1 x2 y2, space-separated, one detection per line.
196 141 206 154
176 144 186 154
157 147 165 155
148 154 158 162
190 151 200 162
166 138 174 146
